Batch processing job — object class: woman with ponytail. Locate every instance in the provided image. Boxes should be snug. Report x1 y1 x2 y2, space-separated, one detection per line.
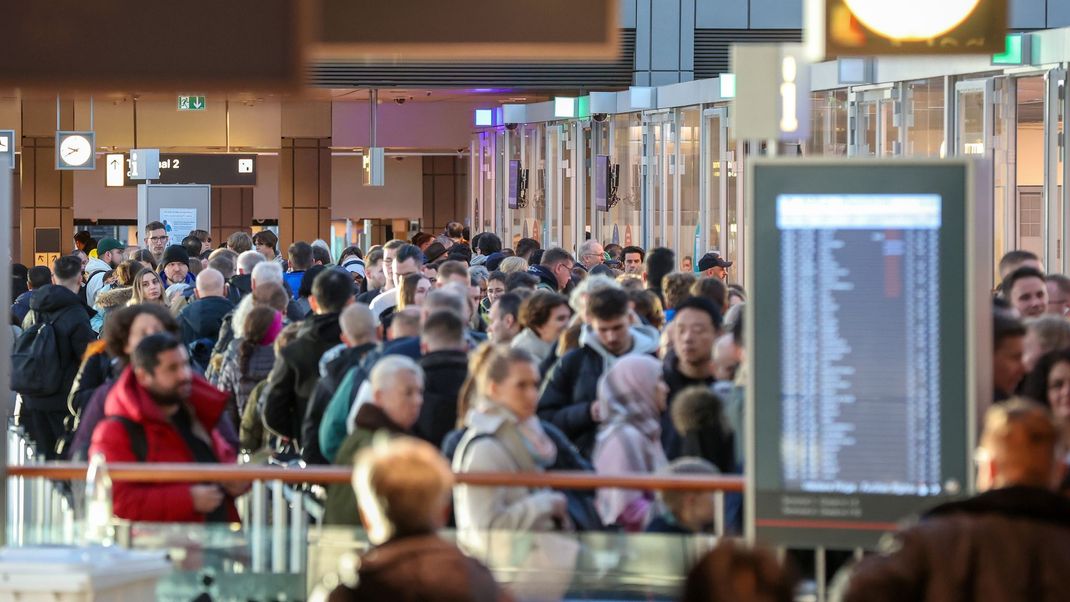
452 343 569 533
452 343 584 599
215 306 283 427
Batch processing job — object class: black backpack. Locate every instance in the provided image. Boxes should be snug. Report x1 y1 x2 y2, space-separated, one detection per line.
11 309 68 397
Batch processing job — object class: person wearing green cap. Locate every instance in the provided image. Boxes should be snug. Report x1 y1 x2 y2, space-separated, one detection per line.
85 237 126 307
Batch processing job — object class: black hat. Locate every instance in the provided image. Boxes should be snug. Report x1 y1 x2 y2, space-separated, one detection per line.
161 244 190 266
424 242 447 263
697 252 732 272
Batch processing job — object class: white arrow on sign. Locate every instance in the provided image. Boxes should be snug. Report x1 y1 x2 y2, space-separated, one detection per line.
193 97 204 109
106 153 125 187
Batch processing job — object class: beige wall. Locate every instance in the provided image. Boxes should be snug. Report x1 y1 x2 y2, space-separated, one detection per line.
333 101 479 150
1018 125 1044 186
331 155 422 220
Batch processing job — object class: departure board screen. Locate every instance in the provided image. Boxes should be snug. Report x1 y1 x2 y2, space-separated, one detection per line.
747 161 976 549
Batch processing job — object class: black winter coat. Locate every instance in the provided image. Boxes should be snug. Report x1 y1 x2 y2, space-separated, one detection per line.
178 296 234 347
413 350 469 448
262 312 342 443
661 351 715 459
301 342 376 465
22 285 95 412
536 345 604 458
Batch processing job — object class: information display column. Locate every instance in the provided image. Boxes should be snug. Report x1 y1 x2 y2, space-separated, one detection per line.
747 160 976 550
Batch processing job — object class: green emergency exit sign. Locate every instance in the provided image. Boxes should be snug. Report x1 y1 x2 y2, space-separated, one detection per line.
177 95 206 111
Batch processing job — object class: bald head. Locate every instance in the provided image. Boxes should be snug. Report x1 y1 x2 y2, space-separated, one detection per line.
196 268 225 298
978 398 1063 491
340 303 377 347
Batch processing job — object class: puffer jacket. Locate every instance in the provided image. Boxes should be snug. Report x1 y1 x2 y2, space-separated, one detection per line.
536 323 659 458
89 368 239 523
215 339 276 419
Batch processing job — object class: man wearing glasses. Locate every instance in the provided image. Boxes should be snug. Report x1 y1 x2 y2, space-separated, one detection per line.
1046 273 1070 316
578 239 605 271
144 221 169 264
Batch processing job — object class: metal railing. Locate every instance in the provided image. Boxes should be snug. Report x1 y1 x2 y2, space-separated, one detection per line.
5 425 744 576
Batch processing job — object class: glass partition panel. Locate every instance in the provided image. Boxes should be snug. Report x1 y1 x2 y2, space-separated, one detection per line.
808 90 848 155
1014 77 1045 263
600 113 643 248
905 78 946 157
703 108 726 258
505 125 544 247
678 107 701 270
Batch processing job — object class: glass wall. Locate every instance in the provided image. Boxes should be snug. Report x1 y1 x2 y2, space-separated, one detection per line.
503 125 545 247
808 90 848 155
595 113 643 248
905 78 945 157
678 107 701 270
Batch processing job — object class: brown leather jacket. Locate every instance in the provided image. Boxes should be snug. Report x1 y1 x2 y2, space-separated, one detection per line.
843 486 1070 602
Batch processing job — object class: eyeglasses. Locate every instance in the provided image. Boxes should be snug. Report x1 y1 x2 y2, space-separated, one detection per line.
148 236 168 243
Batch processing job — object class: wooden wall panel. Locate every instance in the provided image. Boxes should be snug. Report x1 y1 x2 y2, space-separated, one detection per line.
278 137 330 252
20 137 73 265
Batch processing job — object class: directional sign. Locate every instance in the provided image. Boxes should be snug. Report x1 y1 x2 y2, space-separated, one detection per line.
177 95 206 111
34 252 59 267
106 153 125 187
0 129 13 171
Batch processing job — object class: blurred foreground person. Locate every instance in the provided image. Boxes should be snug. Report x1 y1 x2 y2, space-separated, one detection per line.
681 540 796 602
325 437 511 602
842 399 1070 602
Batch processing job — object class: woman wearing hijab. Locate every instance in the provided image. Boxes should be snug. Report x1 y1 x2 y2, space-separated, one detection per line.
591 354 670 531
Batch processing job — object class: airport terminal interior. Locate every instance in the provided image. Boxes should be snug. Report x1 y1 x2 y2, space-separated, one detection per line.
0 1 1068 601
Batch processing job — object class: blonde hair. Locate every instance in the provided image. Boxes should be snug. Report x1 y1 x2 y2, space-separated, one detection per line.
499 256 528 274
455 343 537 427
353 436 454 544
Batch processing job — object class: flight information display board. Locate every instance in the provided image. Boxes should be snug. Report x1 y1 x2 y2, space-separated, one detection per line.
746 160 980 549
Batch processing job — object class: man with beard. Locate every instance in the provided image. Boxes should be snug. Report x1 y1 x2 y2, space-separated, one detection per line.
90 333 243 523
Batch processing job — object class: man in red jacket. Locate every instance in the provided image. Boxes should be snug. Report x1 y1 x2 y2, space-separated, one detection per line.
90 333 243 523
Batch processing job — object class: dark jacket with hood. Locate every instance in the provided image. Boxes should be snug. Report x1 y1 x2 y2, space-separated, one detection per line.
301 342 377 465
262 311 342 443
21 285 96 412
327 533 511 602
527 264 560 293
843 486 1070 602
228 274 252 301
537 323 660 458
413 349 469 449
11 290 33 326
661 351 716 459
323 403 406 525
178 296 234 347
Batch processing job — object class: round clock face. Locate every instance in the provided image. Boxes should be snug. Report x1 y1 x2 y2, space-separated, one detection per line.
60 135 93 167
844 0 981 41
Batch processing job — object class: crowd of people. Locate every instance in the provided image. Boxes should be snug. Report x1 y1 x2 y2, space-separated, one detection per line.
8 223 1070 600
